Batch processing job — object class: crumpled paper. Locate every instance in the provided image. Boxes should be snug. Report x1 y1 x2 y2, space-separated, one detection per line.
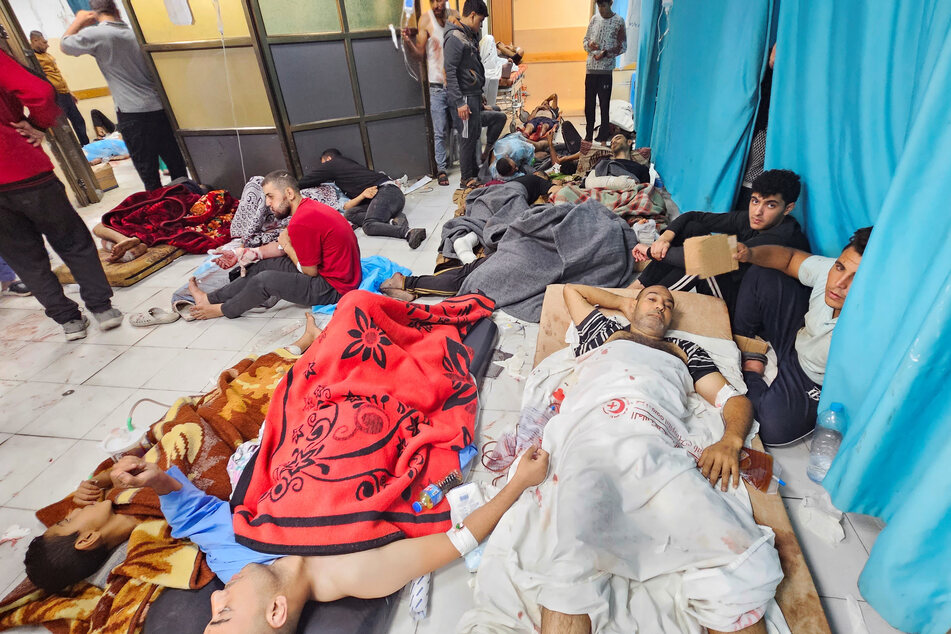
797 490 845 544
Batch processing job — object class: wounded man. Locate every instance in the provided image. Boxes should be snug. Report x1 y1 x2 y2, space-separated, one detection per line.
459 284 783 634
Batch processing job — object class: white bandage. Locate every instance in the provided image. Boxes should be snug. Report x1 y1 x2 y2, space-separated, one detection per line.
447 523 479 556
714 384 741 409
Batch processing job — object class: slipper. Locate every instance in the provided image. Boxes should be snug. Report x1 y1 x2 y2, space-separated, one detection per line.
129 307 180 327
460 178 479 189
437 172 449 186
173 300 197 321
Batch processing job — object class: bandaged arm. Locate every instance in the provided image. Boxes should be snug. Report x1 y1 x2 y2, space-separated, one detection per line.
317 446 549 602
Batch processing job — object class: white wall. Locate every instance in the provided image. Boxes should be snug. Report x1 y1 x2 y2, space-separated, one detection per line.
10 0 129 38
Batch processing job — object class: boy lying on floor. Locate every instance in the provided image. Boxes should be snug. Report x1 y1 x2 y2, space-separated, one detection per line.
107 446 547 633
458 284 783 633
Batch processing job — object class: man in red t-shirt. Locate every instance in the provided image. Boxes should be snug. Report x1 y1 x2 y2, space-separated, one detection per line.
188 171 361 319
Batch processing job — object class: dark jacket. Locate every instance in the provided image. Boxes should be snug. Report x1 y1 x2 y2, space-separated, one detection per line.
443 22 485 108
665 209 810 252
299 156 390 199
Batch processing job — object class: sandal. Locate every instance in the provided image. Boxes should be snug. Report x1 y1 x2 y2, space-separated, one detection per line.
460 177 479 189
437 172 449 186
129 307 180 327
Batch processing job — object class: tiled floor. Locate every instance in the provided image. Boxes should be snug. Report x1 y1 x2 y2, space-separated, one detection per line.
0 161 903 633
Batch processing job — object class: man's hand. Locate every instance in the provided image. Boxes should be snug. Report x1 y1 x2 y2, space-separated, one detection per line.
212 250 238 269
75 9 98 26
11 120 45 147
360 185 378 200
589 41 600 50
72 480 104 506
734 242 751 263
594 51 605 60
649 238 671 260
632 243 650 262
111 456 181 496
698 435 744 492
509 444 550 490
457 104 471 121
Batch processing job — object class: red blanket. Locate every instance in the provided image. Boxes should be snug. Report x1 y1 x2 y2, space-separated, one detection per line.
232 291 494 554
102 184 236 253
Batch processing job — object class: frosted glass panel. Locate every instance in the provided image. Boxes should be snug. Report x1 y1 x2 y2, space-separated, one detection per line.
184 134 286 195
152 48 274 129
343 0 403 31
352 38 423 115
259 0 341 35
294 126 365 175
367 116 429 179
130 0 249 43
271 42 355 124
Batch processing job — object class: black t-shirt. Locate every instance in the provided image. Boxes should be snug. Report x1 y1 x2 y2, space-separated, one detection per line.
511 174 550 203
574 309 719 384
298 156 390 199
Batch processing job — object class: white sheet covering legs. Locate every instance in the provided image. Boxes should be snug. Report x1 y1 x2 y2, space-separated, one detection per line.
458 341 785 633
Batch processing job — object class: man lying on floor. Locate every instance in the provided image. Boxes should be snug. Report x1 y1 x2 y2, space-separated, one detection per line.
107 445 547 633
458 284 783 633
189 171 361 320
733 226 872 444
632 169 810 313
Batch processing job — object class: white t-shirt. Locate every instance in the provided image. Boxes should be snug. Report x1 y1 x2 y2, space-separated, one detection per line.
795 256 837 385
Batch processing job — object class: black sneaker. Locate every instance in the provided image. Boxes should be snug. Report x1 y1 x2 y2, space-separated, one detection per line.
406 228 427 250
2 281 30 296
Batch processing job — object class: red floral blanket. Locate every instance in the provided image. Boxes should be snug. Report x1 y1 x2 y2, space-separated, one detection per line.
102 184 236 253
232 291 494 555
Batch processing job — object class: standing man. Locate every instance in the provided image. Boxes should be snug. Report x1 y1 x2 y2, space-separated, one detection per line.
61 0 187 192
29 31 89 146
444 0 489 189
403 0 458 187
583 0 626 143
0 51 122 340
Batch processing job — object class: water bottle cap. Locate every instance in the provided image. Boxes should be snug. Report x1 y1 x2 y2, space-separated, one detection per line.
411 501 423 513
404 0 414 8
830 402 844 412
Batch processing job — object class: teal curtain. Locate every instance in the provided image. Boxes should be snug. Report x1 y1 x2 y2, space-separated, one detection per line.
633 0 661 143
644 0 772 211
767 2 951 632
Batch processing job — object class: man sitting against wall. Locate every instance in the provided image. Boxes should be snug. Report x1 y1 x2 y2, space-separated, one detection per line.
299 148 427 249
188 171 361 320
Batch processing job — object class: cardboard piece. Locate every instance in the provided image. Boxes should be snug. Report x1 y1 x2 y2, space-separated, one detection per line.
92 163 118 192
684 234 738 279
734 335 770 355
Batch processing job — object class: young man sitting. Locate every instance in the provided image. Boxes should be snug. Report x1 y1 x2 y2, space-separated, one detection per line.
104 447 548 633
732 227 872 445
299 148 427 249
189 171 361 320
632 169 810 313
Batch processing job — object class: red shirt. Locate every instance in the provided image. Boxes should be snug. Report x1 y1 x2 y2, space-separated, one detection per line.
287 198 362 294
0 51 60 187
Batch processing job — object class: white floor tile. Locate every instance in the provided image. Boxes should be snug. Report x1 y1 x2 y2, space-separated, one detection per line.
414 559 475 634
784 496 870 599
0 309 63 343
847 513 885 554
30 385 135 439
188 317 268 351
83 388 187 441
10 441 105 511
145 348 239 393
0 378 21 399
0 341 73 381
34 343 127 385
85 346 181 388
765 439 826 500
244 318 306 355
135 316 211 348
0 433 10 446
0 436 76 506
0 380 72 434
861 600 907 634
82 321 156 346
0 506 46 593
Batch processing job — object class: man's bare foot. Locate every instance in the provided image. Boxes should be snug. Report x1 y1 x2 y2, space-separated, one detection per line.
288 312 323 353
379 272 415 301
188 277 224 320
107 237 143 263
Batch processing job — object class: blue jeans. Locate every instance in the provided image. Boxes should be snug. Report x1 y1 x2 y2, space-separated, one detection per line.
0 256 15 283
429 84 451 173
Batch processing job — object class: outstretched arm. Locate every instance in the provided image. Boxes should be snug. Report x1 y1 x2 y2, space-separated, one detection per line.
735 243 812 279
318 446 550 601
695 373 753 491
563 284 635 326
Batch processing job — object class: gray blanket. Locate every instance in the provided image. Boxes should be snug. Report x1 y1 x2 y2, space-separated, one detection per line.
459 199 638 321
439 182 530 257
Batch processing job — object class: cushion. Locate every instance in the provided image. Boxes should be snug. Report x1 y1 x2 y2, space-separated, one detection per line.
54 246 184 287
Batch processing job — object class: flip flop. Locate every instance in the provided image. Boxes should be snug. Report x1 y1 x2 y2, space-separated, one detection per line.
129 307 180 327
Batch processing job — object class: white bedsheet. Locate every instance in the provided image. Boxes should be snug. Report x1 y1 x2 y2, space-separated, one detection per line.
457 333 789 633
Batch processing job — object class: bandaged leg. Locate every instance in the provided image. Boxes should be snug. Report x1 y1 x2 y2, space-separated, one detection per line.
453 232 480 264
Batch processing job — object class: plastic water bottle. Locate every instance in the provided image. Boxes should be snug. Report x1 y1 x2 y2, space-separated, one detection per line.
412 483 444 512
807 402 846 483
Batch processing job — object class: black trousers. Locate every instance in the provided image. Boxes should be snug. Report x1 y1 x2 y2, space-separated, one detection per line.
0 176 112 324
732 266 822 445
404 257 487 297
55 92 89 146
207 256 341 319
449 94 482 182
481 107 508 151
584 73 613 142
117 109 187 192
343 184 406 239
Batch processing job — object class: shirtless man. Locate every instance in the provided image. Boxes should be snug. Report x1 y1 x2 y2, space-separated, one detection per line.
403 0 459 186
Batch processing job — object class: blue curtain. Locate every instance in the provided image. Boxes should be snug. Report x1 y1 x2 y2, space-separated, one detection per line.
633 0 661 143
767 2 951 632
643 0 772 211
65 0 91 12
